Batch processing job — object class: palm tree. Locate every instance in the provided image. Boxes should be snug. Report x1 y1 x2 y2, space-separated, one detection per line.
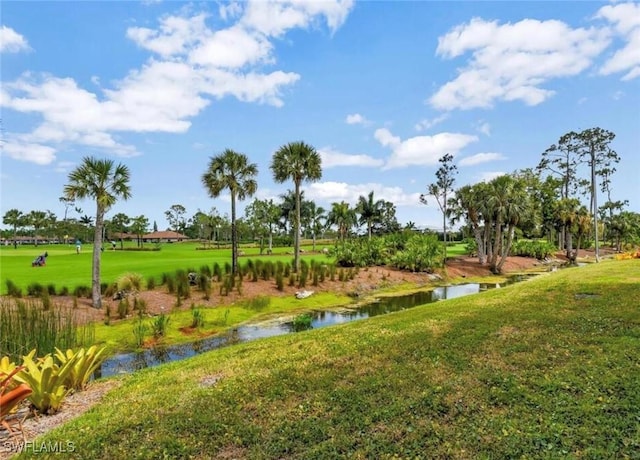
27 210 48 246
486 175 528 274
2 209 23 249
327 201 357 244
356 191 384 239
64 157 131 309
308 202 326 251
270 141 322 272
202 149 258 275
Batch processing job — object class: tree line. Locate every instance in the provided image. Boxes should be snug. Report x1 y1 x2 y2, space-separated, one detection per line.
2 129 639 306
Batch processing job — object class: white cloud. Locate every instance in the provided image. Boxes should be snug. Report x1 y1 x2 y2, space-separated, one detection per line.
597 2 640 80
429 17 611 110
475 121 491 136
345 113 370 125
241 0 354 37
54 161 76 173
126 13 209 58
0 26 30 53
1 140 56 165
219 2 243 22
414 114 448 131
458 152 506 167
318 147 383 168
375 128 478 169
1 3 353 164
307 181 421 207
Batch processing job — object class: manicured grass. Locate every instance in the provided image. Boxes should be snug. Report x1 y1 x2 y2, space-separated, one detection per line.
0 242 333 295
17 259 640 458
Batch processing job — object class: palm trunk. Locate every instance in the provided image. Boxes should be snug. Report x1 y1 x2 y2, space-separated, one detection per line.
231 193 238 275
496 224 516 273
294 181 301 273
92 204 104 309
473 226 486 265
268 224 273 253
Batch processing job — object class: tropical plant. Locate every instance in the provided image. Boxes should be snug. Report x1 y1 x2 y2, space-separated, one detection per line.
327 201 357 244
14 350 75 414
53 346 109 391
151 314 170 339
64 157 132 308
271 141 322 272
2 209 23 248
202 149 258 275
1 364 33 434
356 191 384 240
390 233 443 272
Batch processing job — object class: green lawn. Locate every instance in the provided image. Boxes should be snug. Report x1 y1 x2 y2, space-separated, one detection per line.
0 242 333 295
15 259 640 458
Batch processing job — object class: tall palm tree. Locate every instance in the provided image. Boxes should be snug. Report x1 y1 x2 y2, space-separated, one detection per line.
327 201 356 244
202 149 258 275
27 210 48 246
308 202 326 251
356 191 384 239
270 141 322 272
486 175 528 273
64 157 131 309
2 209 23 249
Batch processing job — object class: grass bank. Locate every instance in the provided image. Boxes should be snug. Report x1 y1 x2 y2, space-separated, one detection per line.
17 260 640 458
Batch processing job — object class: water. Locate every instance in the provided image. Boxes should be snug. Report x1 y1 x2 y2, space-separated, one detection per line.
97 276 532 377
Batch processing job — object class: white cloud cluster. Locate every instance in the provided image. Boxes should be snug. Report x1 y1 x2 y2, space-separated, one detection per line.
345 113 370 125
307 181 421 207
596 2 640 81
0 26 30 53
414 114 448 132
429 17 611 110
458 152 505 167
318 147 383 168
374 128 478 169
1 1 355 165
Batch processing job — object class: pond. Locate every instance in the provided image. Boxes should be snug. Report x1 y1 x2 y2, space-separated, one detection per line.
97 275 534 378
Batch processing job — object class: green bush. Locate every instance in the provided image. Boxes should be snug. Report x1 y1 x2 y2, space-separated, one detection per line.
292 313 313 332
152 314 170 338
27 282 45 297
510 240 557 259
6 280 23 298
390 233 443 272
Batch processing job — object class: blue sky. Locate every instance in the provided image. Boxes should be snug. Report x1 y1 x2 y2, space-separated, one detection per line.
1 1 639 231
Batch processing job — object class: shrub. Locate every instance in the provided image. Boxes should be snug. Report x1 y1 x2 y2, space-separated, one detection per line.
73 285 91 298
242 296 270 311
390 233 444 272
6 280 22 298
191 307 205 329
47 284 56 296
103 283 118 299
132 318 147 348
213 263 222 282
118 272 145 292
275 273 284 291
58 286 69 296
13 350 75 414
151 314 170 339
53 345 109 391
510 240 557 259
117 298 130 319
27 282 45 297
41 290 52 311
146 276 156 290
292 313 313 332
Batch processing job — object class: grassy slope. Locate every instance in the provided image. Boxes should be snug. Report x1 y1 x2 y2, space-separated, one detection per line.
18 260 640 459
0 243 332 295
